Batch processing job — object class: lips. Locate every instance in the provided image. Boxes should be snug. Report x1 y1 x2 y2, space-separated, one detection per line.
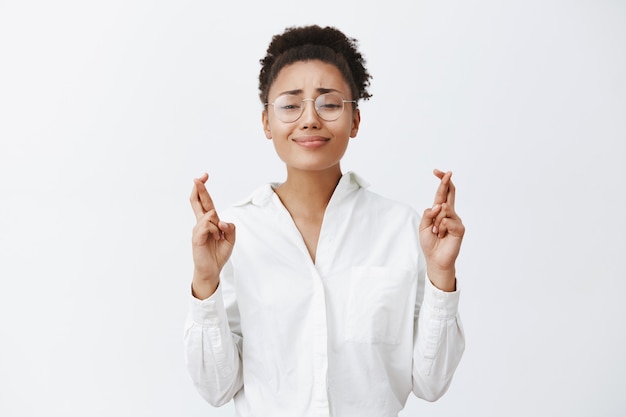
291 136 330 149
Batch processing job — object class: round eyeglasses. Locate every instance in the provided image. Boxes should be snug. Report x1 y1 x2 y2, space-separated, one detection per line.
265 92 357 123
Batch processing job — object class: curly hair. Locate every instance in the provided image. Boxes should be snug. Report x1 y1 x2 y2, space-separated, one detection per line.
258 25 372 105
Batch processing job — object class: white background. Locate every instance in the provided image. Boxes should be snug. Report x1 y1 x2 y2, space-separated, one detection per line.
1 0 625 416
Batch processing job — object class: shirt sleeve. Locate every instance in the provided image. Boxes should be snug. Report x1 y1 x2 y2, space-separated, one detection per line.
184 261 243 406
412 275 465 401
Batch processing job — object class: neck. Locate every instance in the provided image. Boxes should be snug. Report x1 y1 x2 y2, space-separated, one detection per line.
274 166 343 214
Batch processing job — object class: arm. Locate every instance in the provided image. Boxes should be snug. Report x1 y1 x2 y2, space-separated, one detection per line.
185 173 242 405
412 169 466 400
412 271 465 401
184 261 244 406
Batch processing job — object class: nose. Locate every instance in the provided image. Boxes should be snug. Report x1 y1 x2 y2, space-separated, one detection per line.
299 98 320 128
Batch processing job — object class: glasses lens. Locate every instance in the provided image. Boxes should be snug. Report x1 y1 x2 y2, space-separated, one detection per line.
273 95 302 123
271 93 347 122
315 93 344 121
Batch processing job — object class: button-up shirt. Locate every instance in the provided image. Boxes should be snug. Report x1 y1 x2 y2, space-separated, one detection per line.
185 172 465 417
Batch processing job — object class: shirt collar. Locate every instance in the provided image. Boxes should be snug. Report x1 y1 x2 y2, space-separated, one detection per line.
234 171 369 208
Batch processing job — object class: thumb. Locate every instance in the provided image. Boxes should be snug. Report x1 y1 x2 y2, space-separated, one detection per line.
218 221 236 244
420 204 441 231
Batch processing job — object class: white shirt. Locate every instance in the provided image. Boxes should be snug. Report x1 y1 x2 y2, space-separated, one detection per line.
184 172 465 417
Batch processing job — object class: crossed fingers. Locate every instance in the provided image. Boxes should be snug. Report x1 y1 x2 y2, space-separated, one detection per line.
190 173 223 241
430 169 462 238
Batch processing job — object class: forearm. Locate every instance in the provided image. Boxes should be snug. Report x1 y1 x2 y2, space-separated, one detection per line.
426 266 456 293
184 286 243 406
412 278 465 401
191 269 220 300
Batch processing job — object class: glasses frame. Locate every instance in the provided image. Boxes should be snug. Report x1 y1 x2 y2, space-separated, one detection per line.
265 92 357 123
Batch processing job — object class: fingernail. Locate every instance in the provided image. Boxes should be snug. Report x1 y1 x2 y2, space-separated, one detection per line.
432 225 438 234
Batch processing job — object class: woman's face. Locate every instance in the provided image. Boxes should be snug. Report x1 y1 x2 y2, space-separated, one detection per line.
262 60 360 175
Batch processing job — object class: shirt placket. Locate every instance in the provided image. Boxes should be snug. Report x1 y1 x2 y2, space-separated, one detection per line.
271 193 332 416
311 201 341 416
310 264 330 416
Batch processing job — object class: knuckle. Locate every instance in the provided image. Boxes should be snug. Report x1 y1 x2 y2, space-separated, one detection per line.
196 217 215 232
191 229 204 244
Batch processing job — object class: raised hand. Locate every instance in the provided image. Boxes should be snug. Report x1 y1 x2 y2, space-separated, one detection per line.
190 173 236 299
419 169 465 292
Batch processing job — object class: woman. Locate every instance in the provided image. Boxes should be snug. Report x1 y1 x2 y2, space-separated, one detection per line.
185 25 465 417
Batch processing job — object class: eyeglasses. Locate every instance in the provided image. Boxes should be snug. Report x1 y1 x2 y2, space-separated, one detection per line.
265 92 356 123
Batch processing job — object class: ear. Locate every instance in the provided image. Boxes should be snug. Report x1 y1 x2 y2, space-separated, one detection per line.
350 108 361 138
262 110 272 139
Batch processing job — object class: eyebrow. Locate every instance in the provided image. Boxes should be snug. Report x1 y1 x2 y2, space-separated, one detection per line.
277 87 341 96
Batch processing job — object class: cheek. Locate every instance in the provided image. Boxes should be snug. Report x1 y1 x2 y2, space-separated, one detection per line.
344 118 357 137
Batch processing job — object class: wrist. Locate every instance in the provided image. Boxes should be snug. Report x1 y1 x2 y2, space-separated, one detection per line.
192 270 219 300
427 267 456 292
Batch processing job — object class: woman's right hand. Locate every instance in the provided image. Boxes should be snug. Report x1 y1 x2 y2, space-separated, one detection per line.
189 173 236 300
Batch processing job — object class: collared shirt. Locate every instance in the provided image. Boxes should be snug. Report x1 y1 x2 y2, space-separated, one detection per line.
185 172 465 417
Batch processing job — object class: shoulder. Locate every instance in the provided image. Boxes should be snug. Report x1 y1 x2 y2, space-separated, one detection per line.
219 183 276 222
358 187 421 224
353 175 419 215
360 187 416 212
341 171 421 225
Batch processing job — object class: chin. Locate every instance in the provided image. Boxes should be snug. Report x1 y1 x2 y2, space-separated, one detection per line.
294 163 342 174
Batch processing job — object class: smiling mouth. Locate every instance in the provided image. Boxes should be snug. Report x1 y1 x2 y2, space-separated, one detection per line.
292 136 330 149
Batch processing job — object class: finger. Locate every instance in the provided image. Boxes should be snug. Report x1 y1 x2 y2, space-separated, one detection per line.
197 172 209 183
193 210 222 243
218 221 236 245
189 173 218 221
432 169 457 209
192 222 221 245
194 176 216 213
432 201 461 225
432 201 464 235
432 202 449 234
189 173 208 202
446 179 456 209
190 182 206 221
436 217 465 239
419 204 442 232
433 170 452 205
433 168 446 179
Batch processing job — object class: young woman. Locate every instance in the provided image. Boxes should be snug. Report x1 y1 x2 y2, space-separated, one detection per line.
185 25 465 417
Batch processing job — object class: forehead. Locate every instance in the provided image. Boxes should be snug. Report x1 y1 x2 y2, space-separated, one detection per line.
269 60 350 97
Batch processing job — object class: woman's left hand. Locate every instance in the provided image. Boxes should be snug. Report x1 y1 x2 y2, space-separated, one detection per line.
419 169 465 292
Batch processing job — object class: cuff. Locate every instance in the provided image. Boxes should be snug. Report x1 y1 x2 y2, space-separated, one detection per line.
422 276 461 320
189 284 227 326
